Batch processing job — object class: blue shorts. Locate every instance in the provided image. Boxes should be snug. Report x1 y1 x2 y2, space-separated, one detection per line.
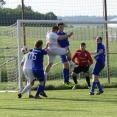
92 60 105 76
32 69 45 82
59 55 67 63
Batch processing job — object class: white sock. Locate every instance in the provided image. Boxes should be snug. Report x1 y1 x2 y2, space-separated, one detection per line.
21 84 32 95
27 82 31 95
28 88 31 96
44 72 48 77
69 60 73 65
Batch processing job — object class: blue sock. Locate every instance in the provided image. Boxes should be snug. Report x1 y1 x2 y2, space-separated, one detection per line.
90 82 97 93
97 82 102 91
35 85 43 97
63 68 69 82
43 81 46 92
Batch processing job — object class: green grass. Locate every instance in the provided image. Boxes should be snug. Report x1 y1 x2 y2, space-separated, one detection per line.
0 88 117 117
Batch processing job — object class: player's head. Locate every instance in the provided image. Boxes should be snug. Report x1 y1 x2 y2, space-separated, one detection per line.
52 26 59 33
34 40 43 49
80 42 86 51
96 37 102 43
57 22 64 32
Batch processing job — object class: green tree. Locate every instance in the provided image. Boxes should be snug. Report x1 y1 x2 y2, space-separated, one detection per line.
16 4 32 11
0 0 6 8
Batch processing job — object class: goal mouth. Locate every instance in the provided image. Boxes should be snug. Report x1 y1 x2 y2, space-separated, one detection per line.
1 20 117 91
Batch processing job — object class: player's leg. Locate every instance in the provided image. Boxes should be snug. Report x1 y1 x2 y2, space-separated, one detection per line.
89 60 104 95
59 55 70 84
71 66 82 89
18 69 35 98
82 66 91 87
65 47 78 68
95 60 105 95
50 47 68 55
44 54 56 78
33 70 45 99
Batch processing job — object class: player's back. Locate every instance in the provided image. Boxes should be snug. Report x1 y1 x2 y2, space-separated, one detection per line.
57 31 69 48
96 42 105 63
32 48 47 70
46 31 58 49
23 52 33 70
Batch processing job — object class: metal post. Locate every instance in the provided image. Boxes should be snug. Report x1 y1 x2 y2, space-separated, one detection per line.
21 0 26 46
17 20 23 91
103 0 110 83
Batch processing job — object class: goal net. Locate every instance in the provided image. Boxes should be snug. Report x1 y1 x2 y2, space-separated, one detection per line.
1 20 117 91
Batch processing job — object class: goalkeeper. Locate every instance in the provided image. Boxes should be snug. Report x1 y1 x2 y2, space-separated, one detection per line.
71 43 93 89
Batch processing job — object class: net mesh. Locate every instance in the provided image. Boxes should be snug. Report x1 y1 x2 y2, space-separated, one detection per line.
1 21 117 90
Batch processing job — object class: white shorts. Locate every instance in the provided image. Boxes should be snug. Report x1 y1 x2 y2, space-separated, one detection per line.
48 47 68 63
23 68 35 82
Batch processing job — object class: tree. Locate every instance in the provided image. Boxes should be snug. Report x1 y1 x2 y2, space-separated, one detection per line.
16 4 32 11
0 0 6 8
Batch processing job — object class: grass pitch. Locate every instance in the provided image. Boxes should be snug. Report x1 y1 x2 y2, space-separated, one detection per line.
0 88 117 117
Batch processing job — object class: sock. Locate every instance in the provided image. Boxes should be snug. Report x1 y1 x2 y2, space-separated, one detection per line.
86 76 90 87
97 82 102 91
27 82 31 95
43 81 46 93
44 72 48 78
72 76 77 84
35 85 44 97
69 60 73 65
63 68 69 82
90 82 96 93
28 88 31 96
21 84 32 95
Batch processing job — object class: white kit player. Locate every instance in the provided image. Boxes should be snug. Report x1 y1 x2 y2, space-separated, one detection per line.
18 47 35 98
44 26 73 78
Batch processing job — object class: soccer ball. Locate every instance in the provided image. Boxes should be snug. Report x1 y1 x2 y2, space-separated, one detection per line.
21 46 28 54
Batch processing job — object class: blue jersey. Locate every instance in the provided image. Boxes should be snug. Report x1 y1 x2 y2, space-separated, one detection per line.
95 42 105 63
57 32 69 48
32 48 47 70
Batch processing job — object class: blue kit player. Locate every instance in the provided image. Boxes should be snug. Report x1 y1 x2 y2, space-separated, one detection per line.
89 37 105 95
57 22 78 85
32 40 48 99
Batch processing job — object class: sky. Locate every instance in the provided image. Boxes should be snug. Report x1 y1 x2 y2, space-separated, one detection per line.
4 0 117 17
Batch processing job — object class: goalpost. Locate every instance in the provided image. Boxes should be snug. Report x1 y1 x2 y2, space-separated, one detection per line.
1 20 117 91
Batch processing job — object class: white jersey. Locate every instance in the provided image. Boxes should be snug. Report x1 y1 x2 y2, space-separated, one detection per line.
46 31 59 49
21 52 33 70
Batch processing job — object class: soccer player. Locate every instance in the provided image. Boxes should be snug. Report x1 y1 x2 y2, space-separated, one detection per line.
18 49 35 98
89 37 105 95
32 40 48 99
57 22 78 84
44 26 73 78
71 43 93 89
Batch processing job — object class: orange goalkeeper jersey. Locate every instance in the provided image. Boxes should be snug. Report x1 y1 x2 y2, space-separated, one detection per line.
72 50 93 66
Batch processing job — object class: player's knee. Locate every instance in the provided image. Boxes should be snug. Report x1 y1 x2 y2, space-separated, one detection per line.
84 73 89 77
71 72 77 77
63 62 69 69
40 81 44 86
31 81 34 86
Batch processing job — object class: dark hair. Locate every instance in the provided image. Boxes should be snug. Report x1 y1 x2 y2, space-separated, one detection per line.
81 42 86 46
52 26 59 31
34 40 43 48
56 22 64 27
29 49 33 52
99 37 102 41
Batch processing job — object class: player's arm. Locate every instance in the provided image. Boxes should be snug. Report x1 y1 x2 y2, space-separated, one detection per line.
43 43 49 50
87 52 93 65
94 43 103 58
20 56 25 67
71 51 77 63
57 32 73 40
